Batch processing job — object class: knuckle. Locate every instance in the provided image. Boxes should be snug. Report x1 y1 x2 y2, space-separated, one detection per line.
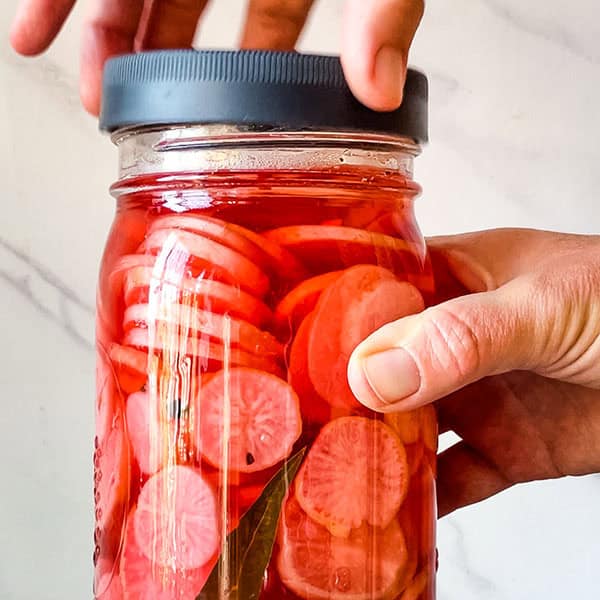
526 259 600 381
421 305 482 380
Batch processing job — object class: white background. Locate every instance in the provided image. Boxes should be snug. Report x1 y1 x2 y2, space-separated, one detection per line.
0 1 599 599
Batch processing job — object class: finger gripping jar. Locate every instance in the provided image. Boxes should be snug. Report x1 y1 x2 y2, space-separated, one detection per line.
94 50 437 600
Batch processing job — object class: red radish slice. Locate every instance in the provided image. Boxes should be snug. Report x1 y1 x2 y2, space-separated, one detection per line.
196 368 302 473
295 417 408 538
385 406 438 454
338 276 424 357
109 343 147 394
142 228 270 297
150 214 307 281
125 390 196 477
421 404 438 454
123 265 273 326
134 466 220 570
277 497 409 600
263 225 420 274
404 442 425 479
151 214 306 280
288 311 334 426
125 391 171 476
109 254 156 297
308 266 425 410
399 569 428 600
95 373 129 536
399 463 436 570
384 409 426 447
121 511 213 600
393 504 419 597
150 214 270 267
95 558 123 600
273 271 343 333
233 224 307 281
123 327 281 376
123 303 282 356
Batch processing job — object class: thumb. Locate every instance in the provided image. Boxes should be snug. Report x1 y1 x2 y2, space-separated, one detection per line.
347 279 543 412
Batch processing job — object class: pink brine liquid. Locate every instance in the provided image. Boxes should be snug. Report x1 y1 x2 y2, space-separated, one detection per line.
94 169 438 600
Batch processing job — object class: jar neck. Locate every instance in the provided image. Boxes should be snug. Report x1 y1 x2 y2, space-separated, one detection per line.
111 125 421 184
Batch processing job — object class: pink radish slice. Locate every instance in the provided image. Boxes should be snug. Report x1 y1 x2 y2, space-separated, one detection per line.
277 497 409 600
122 265 273 326
121 510 213 599
196 368 302 473
142 228 269 297
295 416 409 538
263 224 420 274
133 466 220 570
122 327 282 376
125 391 166 476
308 265 425 410
123 303 282 356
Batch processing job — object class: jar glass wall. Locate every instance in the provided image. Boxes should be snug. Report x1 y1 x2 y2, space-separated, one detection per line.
95 51 436 600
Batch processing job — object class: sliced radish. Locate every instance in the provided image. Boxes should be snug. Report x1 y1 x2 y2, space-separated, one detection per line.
421 404 438 454
150 214 307 280
123 303 282 356
150 214 270 268
133 466 220 570
123 265 273 326
404 442 426 479
277 497 409 600
263 225 420 274
95 557 123 600
126 391 169 476
196 368 302 473
295 417 408 537
151 213 307 281
142 228 269 297
288 311 334 426
399 569 428 600
308 265 425 410
95 374 129 537
399 463 437 571
122 327 281 376
384 409 426 447
229 223 308 281
273 271 343 333
109 343 147 394
121 510 213 599
109 254 157 297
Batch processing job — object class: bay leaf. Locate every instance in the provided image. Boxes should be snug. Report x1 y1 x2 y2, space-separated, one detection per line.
196 447 306 600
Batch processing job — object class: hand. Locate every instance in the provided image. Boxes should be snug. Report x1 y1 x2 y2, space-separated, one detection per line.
10 0 424 116
347 229 600 516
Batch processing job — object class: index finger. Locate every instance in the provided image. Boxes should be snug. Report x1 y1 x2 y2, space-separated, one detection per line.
341 0 424 111
11 0 77 56
240 0 315 51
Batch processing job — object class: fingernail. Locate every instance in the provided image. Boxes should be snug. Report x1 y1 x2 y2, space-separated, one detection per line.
362 348 420 404
374 45 404 108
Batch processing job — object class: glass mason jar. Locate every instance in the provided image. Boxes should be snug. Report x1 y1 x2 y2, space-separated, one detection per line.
94 51 437 600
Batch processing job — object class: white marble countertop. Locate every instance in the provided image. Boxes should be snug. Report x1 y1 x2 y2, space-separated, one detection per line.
0 1 599 599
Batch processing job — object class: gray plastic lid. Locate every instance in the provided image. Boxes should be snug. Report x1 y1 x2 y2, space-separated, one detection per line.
99 50 428 142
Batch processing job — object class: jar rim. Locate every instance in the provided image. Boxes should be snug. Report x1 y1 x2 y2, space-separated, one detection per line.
112 125 421 155
112 127 420 190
